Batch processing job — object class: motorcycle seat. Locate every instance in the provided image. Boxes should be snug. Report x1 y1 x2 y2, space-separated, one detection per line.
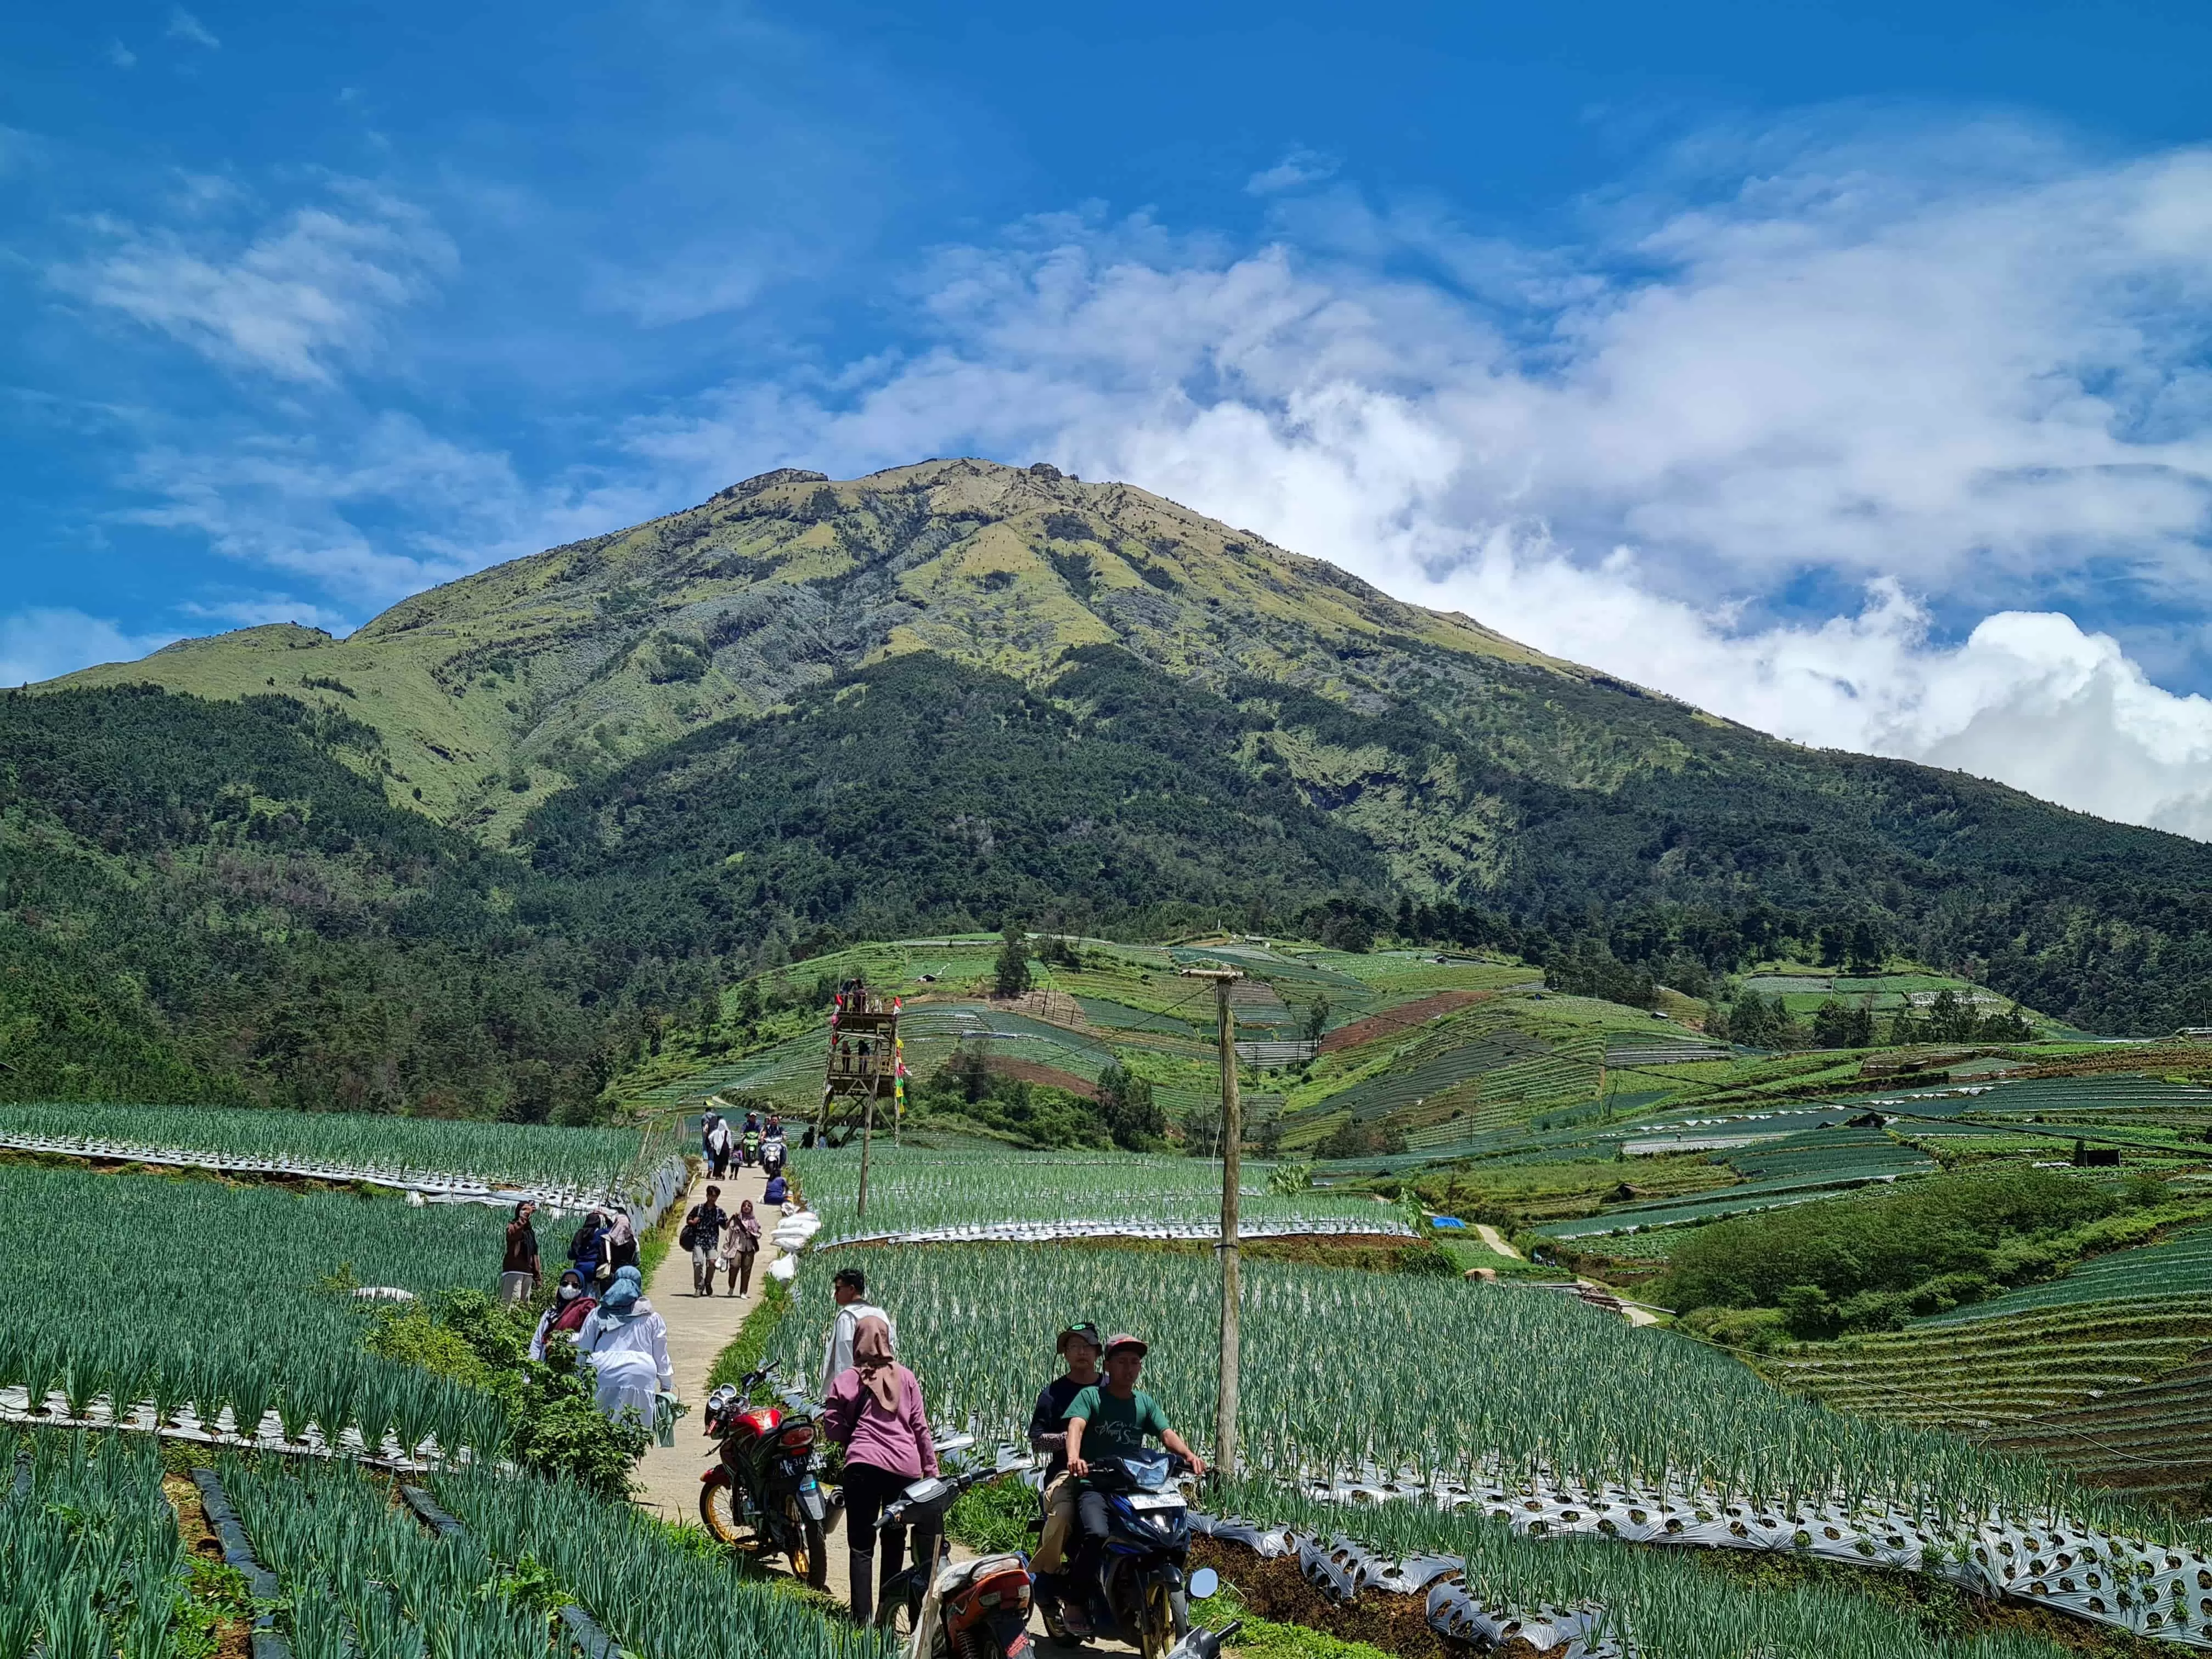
934 1552 1027 1595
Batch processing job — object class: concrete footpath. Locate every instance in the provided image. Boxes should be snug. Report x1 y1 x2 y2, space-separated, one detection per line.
629 1163 776 1526
625 1166 1135 1650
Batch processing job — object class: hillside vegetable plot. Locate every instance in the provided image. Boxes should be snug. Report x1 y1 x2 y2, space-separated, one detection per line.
219 1455 892 1659
0 1100 668 1207
1 1429 187 1659
797 1147 1399 1243
0 1163 505 1462
1921 1224 2212 1325
772 1246 2151 1533
779 1246 2211 1643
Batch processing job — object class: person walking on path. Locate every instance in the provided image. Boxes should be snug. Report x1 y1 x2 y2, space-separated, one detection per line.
500 1200 541 1305
706 1116 734 1178
576 1266 675 1424
819 1266 897 1401
720 1198 761 1297
682 1186 730 1297
822 1315 939 1627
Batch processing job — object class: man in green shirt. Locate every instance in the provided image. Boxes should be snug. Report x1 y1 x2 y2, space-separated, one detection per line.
1065 1333 1206 1505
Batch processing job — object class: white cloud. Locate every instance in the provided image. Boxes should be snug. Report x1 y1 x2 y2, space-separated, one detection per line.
1247 147 1340 196
53 185 452 383
165 8 219 49
124 411 670 611
641 126 2212 836
106 40 137 70
0 610 178 687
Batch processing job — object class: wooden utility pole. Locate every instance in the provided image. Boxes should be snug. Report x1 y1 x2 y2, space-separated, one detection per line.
1181 965 1243 1475
857 1094 876 1218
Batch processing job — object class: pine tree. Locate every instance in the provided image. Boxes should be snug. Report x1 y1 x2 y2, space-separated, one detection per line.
994 921 1031 997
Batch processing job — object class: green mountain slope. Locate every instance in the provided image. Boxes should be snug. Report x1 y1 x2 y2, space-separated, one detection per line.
36 456 2212 1059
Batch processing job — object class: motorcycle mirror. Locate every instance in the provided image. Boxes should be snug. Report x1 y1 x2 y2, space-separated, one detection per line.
1187 1567 1220 1600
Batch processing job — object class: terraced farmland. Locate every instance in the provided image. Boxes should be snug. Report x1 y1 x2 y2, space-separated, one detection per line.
1920 1224 2212 1325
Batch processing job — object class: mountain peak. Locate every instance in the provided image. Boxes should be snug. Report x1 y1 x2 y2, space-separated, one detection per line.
54 459 1577 835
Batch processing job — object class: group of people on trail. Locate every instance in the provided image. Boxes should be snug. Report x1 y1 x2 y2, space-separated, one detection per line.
814 1267 1202 1638
679 1183 765 1297
498 1195 678 1425
701 1107 788 1182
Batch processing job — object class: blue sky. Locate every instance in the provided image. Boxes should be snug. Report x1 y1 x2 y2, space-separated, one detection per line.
5 2 2212 830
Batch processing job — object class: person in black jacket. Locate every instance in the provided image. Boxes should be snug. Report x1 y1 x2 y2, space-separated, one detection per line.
684 1185 730 1297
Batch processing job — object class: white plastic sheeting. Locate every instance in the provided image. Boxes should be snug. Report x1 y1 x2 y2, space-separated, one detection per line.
815 1217 1416 1250
0 1132 690 1233
0 1385 453 1470
1245 1468 2212 1650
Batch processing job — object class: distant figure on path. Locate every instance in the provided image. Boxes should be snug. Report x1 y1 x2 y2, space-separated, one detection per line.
721 1198 762 1296
500 1200 540 1304
575 1266 674 1424
763 1171 789 1207
605 1211 639 1279
684 1184 730 1297
822 1314 939 1626
529 1267 596 1359
819 1265 897 1400
706 1116 733 1178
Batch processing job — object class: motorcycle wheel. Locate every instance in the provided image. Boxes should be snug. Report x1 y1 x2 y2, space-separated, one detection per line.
698 1475 746 1547
1138 1577 1187 1659
1038 1598 1077 1649
783 1498 828 1590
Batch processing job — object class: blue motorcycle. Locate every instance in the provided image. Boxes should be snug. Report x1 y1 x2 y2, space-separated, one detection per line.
1039 1450 1209 1659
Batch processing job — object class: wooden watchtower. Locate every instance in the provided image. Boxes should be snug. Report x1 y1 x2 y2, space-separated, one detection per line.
815 979 903 1153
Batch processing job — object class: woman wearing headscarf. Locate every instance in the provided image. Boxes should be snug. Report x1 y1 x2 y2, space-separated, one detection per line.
821 1315 938 1626
720 1198 761 1297
528 1267 598 1360
574 1266 675 1424
605 1212 640 1278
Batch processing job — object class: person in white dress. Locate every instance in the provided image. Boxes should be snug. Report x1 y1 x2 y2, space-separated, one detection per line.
575 1265 674 1424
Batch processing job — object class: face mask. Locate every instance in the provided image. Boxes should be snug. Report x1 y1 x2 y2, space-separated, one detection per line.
558 1286 580 1301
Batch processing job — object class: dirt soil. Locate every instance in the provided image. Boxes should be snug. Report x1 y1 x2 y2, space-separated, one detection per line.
164 1471 252 1659
1319 994 1490 1056
985 1057 1104 1100
1192 1538 1459 1659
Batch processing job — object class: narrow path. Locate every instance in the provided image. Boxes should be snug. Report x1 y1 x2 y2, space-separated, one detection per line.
1473 1224 1523 1260
630 1163 776 1525
629 1170 1136 1651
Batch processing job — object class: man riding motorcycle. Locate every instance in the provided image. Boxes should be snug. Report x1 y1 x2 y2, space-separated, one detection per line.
1053 1332 1206 1640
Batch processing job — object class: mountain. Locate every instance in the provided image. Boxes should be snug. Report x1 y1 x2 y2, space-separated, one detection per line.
15 458 2212 1115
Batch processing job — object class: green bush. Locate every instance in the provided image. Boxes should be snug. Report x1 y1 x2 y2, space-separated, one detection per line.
366 1286 649 1499
944 1474 1036 1555
1678 1305 1792 1354
1654 1169 2121 1324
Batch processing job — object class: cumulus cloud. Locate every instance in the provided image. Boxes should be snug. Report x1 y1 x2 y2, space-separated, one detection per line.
53 184 452 382
0 609 177 687
636 126 2212 835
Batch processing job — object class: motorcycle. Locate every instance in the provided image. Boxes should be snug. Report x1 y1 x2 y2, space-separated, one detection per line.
871 1462 1037 1657
1039 1450 1204 1659
698 1369 830 1587
1163 1617 1240 1659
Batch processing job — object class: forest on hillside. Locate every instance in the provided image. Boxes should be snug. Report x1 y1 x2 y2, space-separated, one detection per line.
7 661 2212 1119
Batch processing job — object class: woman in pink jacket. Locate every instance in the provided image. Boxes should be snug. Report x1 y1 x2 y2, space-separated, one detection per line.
822 1314 938 1626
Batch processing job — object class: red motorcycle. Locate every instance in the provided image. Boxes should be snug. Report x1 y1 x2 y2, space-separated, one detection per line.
699 1369 830 1587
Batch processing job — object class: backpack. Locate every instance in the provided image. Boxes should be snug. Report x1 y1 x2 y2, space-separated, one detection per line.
679 1216 699 1251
